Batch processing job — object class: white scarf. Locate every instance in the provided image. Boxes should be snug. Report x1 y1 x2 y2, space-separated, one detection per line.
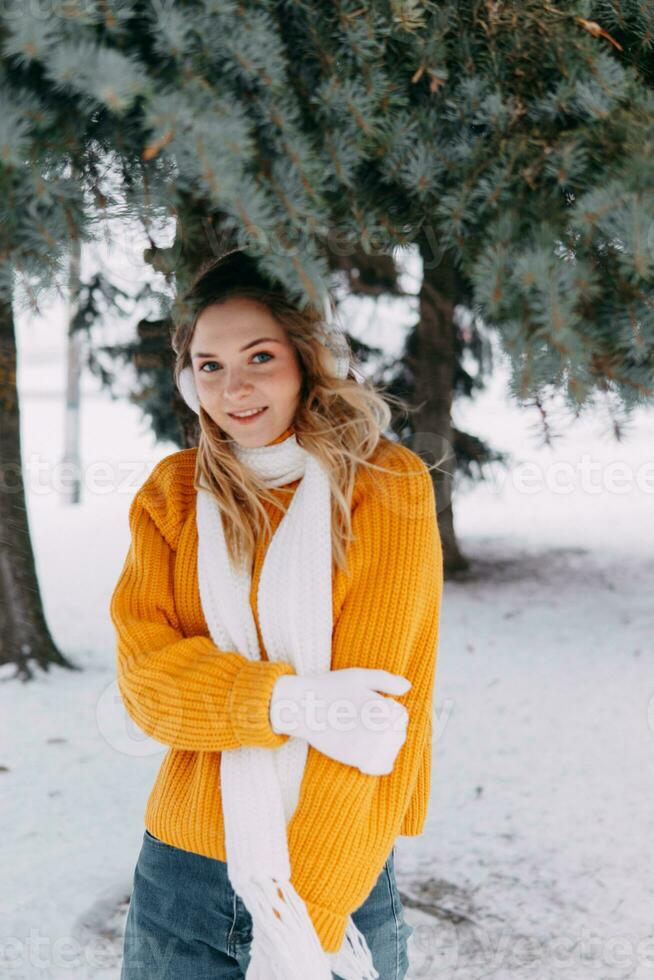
177 364 379 980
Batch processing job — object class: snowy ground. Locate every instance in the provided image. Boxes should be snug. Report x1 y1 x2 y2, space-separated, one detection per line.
1 310 653 979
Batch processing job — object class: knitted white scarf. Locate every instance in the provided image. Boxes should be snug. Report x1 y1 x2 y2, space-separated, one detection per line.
177 365 379 980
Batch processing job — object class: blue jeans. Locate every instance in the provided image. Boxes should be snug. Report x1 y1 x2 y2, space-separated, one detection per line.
121 828 413 979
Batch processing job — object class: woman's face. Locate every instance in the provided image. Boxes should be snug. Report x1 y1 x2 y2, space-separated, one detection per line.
189 297 303 447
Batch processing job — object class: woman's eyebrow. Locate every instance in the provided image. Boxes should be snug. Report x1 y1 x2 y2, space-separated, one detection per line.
192 337 282 358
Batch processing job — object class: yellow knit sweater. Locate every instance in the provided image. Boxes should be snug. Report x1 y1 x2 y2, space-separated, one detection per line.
110 425 443 953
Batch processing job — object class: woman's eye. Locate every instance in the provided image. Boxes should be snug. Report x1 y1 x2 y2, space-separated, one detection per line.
199 351 273 373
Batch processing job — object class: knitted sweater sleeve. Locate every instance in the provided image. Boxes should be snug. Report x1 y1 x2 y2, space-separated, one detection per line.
110 455 296 753
286 444 444 953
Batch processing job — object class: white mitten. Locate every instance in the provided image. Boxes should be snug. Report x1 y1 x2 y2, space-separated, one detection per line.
269 667 411 775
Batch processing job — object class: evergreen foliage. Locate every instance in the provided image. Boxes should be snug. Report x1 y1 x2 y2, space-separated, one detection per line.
0 0 652 415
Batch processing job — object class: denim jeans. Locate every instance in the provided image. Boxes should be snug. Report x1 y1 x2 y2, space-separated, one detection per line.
120 828 413 979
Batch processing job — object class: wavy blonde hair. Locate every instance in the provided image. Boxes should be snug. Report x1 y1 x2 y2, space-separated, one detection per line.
171 251 428 576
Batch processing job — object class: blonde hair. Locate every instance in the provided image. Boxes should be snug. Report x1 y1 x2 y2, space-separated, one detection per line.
171 251 431 576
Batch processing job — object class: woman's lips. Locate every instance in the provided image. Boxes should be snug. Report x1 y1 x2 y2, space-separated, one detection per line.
227 407 268 423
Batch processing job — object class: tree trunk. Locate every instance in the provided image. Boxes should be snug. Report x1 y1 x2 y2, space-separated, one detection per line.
0 296 80 681
62 236 83 505
414 234 469 574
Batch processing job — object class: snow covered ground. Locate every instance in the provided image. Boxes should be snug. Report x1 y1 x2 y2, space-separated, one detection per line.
1 302 653 979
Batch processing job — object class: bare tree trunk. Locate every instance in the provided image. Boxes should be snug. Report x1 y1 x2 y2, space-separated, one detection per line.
62 236 83 504
414 234 469 573
0 295 80 681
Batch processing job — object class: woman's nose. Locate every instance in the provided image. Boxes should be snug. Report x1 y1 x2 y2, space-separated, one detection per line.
222 366 251 397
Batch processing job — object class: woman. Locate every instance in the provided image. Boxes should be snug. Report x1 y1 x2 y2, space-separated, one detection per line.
111 248 443 980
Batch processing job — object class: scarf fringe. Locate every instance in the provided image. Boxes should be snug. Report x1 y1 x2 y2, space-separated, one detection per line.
330 917 381 980
240 876 331 980
239 876 379 980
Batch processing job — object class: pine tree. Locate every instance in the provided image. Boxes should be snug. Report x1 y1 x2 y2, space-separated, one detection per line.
1 1 652 673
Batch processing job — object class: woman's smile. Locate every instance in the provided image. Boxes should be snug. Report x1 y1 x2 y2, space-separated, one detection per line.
227 406 268 423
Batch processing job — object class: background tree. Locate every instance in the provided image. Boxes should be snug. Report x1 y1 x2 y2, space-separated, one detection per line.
86 0 654 568
1 0 653 675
